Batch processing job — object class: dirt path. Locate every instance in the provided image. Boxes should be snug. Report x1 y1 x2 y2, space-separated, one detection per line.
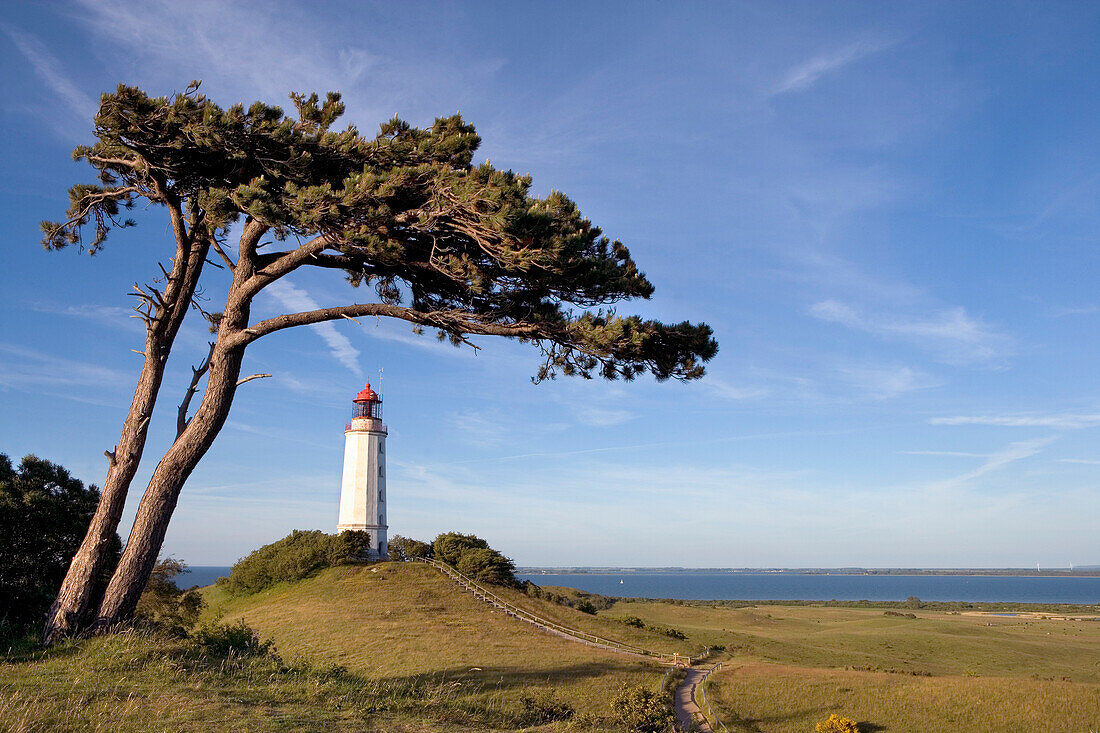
674 667 713 732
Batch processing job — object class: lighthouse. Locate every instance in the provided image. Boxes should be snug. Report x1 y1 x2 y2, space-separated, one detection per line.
337 383 388 559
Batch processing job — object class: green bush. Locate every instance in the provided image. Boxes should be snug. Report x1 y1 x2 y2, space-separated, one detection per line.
191 619 273 657
432 532 518 587
431 532 490 565
519 689 574 724
223 529 370 594
456 547 517 586
611 683 675 732
0 453 121 635
135 557 204 634
388 534 432 560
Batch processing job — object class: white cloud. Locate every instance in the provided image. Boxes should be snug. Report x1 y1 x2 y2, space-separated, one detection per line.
809 299 1007 365
1058 458 1100 465
930 413 1100 429
899 450 989 458
773 40 888 95
574 405 636 428
705 377 770 401
30 303 143 333
265 281 361 375
928 437 1055 490
2 25 98 120
834 363 938 399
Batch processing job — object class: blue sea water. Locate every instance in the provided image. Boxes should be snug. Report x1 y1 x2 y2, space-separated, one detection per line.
181 565 1100 604
516 572 1100 604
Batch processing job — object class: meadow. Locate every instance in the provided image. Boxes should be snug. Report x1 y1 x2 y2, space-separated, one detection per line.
605 600 1100 732
2 562 1097 731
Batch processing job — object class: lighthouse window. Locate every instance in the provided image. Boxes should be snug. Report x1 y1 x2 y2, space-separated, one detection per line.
378 489 383 501
379 465 384 477
378 514 384 525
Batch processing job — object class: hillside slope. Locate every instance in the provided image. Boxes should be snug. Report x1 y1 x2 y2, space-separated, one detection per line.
205 562 681 720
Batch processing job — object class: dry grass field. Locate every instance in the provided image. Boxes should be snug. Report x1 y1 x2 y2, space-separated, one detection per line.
3 564 1097 732
205 562 684 721
602 600 1100 732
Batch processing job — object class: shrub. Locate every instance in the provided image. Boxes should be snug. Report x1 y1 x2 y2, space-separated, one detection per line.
816 713 861 733
519 689 574 724
0 453 121 635
431 532 489 565
388 534 432 560
455 547 517 586
611 683 675 733
620 615 646 627
191 619 273 657
224 530 370 594
134 557 205 633
433 532 518 587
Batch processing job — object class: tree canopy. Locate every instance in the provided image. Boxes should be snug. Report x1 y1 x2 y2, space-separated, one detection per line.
0 453 120 635
44 82 716 382
43 82 717 634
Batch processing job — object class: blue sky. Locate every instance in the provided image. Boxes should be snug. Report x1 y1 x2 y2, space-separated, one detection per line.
1 1 1098 567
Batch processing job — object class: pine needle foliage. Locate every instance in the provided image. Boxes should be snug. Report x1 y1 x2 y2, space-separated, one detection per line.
43 81 717 382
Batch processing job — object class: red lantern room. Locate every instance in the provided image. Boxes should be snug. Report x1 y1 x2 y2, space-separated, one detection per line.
352 382 383 420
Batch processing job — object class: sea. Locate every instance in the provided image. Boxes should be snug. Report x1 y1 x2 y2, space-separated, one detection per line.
182 566 1100 604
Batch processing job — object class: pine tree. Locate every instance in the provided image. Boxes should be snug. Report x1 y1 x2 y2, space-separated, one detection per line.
43 82 717 637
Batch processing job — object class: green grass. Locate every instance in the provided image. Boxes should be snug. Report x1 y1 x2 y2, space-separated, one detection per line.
602 601 1100 681
600 600 1100 732
4 566 1097 732
708 663 1100 733
204 562 678 721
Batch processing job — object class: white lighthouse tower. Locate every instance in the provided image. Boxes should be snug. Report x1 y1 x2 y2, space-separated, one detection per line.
337 383 388 559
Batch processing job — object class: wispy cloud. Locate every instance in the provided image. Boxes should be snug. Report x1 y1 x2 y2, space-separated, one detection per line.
900 450 989 458
930 413 1100 429
264 281 361 376
1047 304 1099 318
705 377 770 401
929 437 1055 489
2 25 98 120
574 405 636 428
773 40 888 95
1058 458 1100 465
809 299 1007 365
30 302 143 333
834 363 938 399
0 343 130 407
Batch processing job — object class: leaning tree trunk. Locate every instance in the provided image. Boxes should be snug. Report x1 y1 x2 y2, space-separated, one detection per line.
92 245 257 629
44 228 209 644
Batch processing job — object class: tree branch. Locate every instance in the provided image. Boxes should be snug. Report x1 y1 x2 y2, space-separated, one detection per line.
235 302 543 346
177 343 215 438
243 234 333 296
210 238 236 271
236 373 272 386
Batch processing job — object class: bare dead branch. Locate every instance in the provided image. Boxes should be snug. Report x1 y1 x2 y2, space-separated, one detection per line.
236 373 272 386
210 239 236 270
176 342 215 438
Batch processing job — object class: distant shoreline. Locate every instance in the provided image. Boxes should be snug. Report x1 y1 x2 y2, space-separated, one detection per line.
516 567 1100 577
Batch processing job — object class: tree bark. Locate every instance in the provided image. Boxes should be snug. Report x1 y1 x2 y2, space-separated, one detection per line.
43 217 209 644
91 222 263 628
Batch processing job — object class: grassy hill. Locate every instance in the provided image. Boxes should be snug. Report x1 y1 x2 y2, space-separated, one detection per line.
4 563 1096 732
1 562 683 732
203 562 690 717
